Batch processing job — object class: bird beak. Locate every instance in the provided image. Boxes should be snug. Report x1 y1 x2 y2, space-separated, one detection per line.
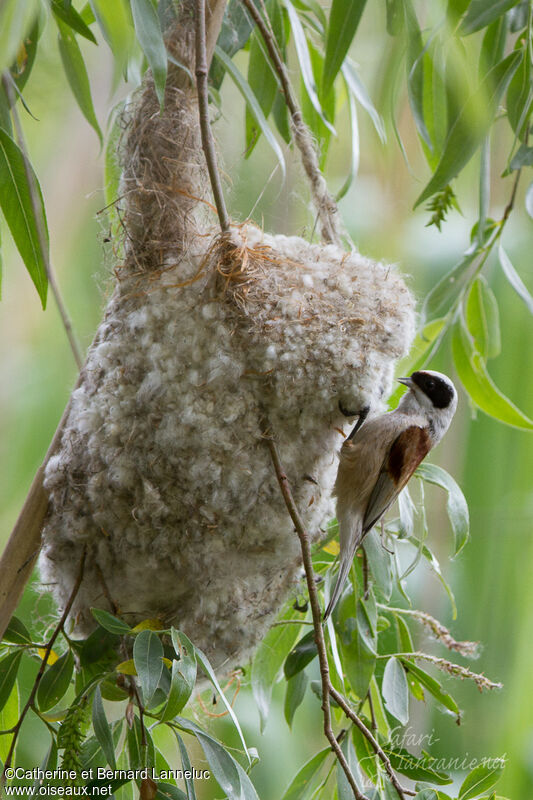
397 376 413 387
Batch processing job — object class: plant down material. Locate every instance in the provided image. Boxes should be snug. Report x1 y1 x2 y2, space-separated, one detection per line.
39 7 415 670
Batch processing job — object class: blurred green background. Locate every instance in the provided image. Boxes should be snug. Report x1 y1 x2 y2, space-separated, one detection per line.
1 6 532 798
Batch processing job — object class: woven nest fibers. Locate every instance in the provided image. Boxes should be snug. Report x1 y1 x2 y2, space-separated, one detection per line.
39 223 415 671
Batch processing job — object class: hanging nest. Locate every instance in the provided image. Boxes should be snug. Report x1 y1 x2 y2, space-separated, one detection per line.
39 5 415 671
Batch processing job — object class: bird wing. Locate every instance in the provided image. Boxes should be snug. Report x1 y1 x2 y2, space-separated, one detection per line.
362 425 431 533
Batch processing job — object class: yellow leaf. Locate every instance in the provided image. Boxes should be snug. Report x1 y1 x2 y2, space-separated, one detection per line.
162 657 173 669
38 648 58 665
39 709 68 723
116 659 137 675
323 540 340 556
130 618 164 633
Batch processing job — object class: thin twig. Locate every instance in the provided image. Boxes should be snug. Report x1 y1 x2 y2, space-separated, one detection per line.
263 431 368 800
329 686 406 800
239 0 342 247
1 549 87 787
2 72 83 370
194 0 230 232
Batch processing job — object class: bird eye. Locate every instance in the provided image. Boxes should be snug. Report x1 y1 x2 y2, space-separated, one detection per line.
427 379 435 389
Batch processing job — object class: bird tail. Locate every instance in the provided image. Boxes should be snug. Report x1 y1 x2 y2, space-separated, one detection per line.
323 517 362 621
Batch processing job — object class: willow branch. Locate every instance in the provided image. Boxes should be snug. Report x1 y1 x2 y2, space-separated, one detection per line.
2 72 83 370
239 0 341 246
1 548 86 787
194 0 230 232
263 432 368 800
329 686 407 799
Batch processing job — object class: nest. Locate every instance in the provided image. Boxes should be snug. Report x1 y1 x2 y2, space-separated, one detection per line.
39 10 416 671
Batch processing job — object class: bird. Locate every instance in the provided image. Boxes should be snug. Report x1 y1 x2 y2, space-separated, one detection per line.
324 370 457 620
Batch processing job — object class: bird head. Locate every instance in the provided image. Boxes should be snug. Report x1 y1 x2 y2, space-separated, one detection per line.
397 370 457 440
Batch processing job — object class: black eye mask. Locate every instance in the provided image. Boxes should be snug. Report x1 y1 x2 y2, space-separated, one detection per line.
411 371 455 409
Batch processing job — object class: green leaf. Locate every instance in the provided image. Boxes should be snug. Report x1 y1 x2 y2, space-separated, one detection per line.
3 616 31 645
342 60 386 142
131 0 167 108
197 730 258 799
284 669 308 728
176 718 259 800
335 589 376 699
460 0 520 35
0 81 12 138
416 463 469 555
51 0 97 43
133 630 164 707
452 312 533 430
506 42 532 142
155 783 187 800
194 641 251 765
400 658 460 721
272 90 291 143
404 0 431 148
251 607 301 731
104 98 126 241
0 650 21 714
36 650 74 712
385 745 452 785
466 276 501 360
498 243 533 315
127 716 153 770
91 608 132 635
0 680 18 762
415 51 522 207
382 656 409 725
507 143 533 171
12 17 42 93
245 0 284 155
0 127 48 306
57 21 103 145
280 747 330 799
337 735 361 800
394 616 424 700
386 0 403 35
284 629 317 679
175 734 198 800
322 0 368 97
363 528 393 600
352 724 379 783
89 0 135 74
414 792 438 800
215 0 259 62
395 614 414 652
421 250 477 324
160 652 196 722
458 762 504 800
420 541 457 618
0 0 40 76
283 0 335 134
92 685 116 769
214 45 286 179
301 40 336 169
526 180 533 219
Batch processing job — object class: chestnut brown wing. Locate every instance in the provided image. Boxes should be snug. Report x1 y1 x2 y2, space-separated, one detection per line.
362 425 431 534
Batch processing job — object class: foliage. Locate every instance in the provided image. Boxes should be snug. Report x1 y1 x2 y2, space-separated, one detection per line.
1 0 532 798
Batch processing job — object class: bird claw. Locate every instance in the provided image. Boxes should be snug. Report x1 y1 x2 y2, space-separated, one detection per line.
346 404 370 441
